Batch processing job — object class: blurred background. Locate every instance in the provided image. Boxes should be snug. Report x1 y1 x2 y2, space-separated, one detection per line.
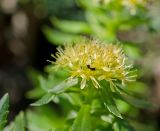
0 0 160 130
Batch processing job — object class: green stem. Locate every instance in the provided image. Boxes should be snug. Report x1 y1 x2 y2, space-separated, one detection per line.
84 81 95 104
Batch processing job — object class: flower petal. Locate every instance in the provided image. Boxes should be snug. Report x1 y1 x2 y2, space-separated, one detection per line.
80 78 86 89
90 76 100 88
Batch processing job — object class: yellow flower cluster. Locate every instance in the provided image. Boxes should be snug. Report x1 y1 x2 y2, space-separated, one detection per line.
122 0 147 14
52 39 135 89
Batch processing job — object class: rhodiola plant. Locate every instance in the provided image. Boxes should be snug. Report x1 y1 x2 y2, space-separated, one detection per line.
1 39 157 131
28 38 154 131
1 0 159 130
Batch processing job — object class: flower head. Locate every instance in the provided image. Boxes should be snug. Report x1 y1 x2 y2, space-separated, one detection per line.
52 39 135 89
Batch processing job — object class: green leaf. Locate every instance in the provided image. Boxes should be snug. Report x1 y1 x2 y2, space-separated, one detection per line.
113 92 156 109
12 112 25 131
31 93 55 106
71 105 91 131
4 112 25 131
52 19 91 34
39 75 49 91
26 68 41 88
113 118 135 131
26 108 65 131
100 81 123 119
0 93 9 130
86 11 116 42
124 43 142 59
43 27 80 45
26 88 45 99
60 93 82 107
125 81 148 95
48 78 78 94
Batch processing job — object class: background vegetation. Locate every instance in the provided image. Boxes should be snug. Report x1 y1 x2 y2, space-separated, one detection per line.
0 0 160 130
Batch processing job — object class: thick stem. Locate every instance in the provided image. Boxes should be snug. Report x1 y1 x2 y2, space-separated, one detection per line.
84 81 95 104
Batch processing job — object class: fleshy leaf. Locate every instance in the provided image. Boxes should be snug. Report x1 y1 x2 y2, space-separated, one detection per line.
113 92 157 109
0 93 9 130
43 26 80 45
71 105 91 131
31 93 55 106
113 118 135 131
39 75 49 91
59 93 82 107
4 112 25 131
100 81 123 119
52 19 91 34
48 78 78 94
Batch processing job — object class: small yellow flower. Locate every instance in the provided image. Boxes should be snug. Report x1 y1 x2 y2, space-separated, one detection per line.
122 0 146 6
52 39 135 89
122 0 147 14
